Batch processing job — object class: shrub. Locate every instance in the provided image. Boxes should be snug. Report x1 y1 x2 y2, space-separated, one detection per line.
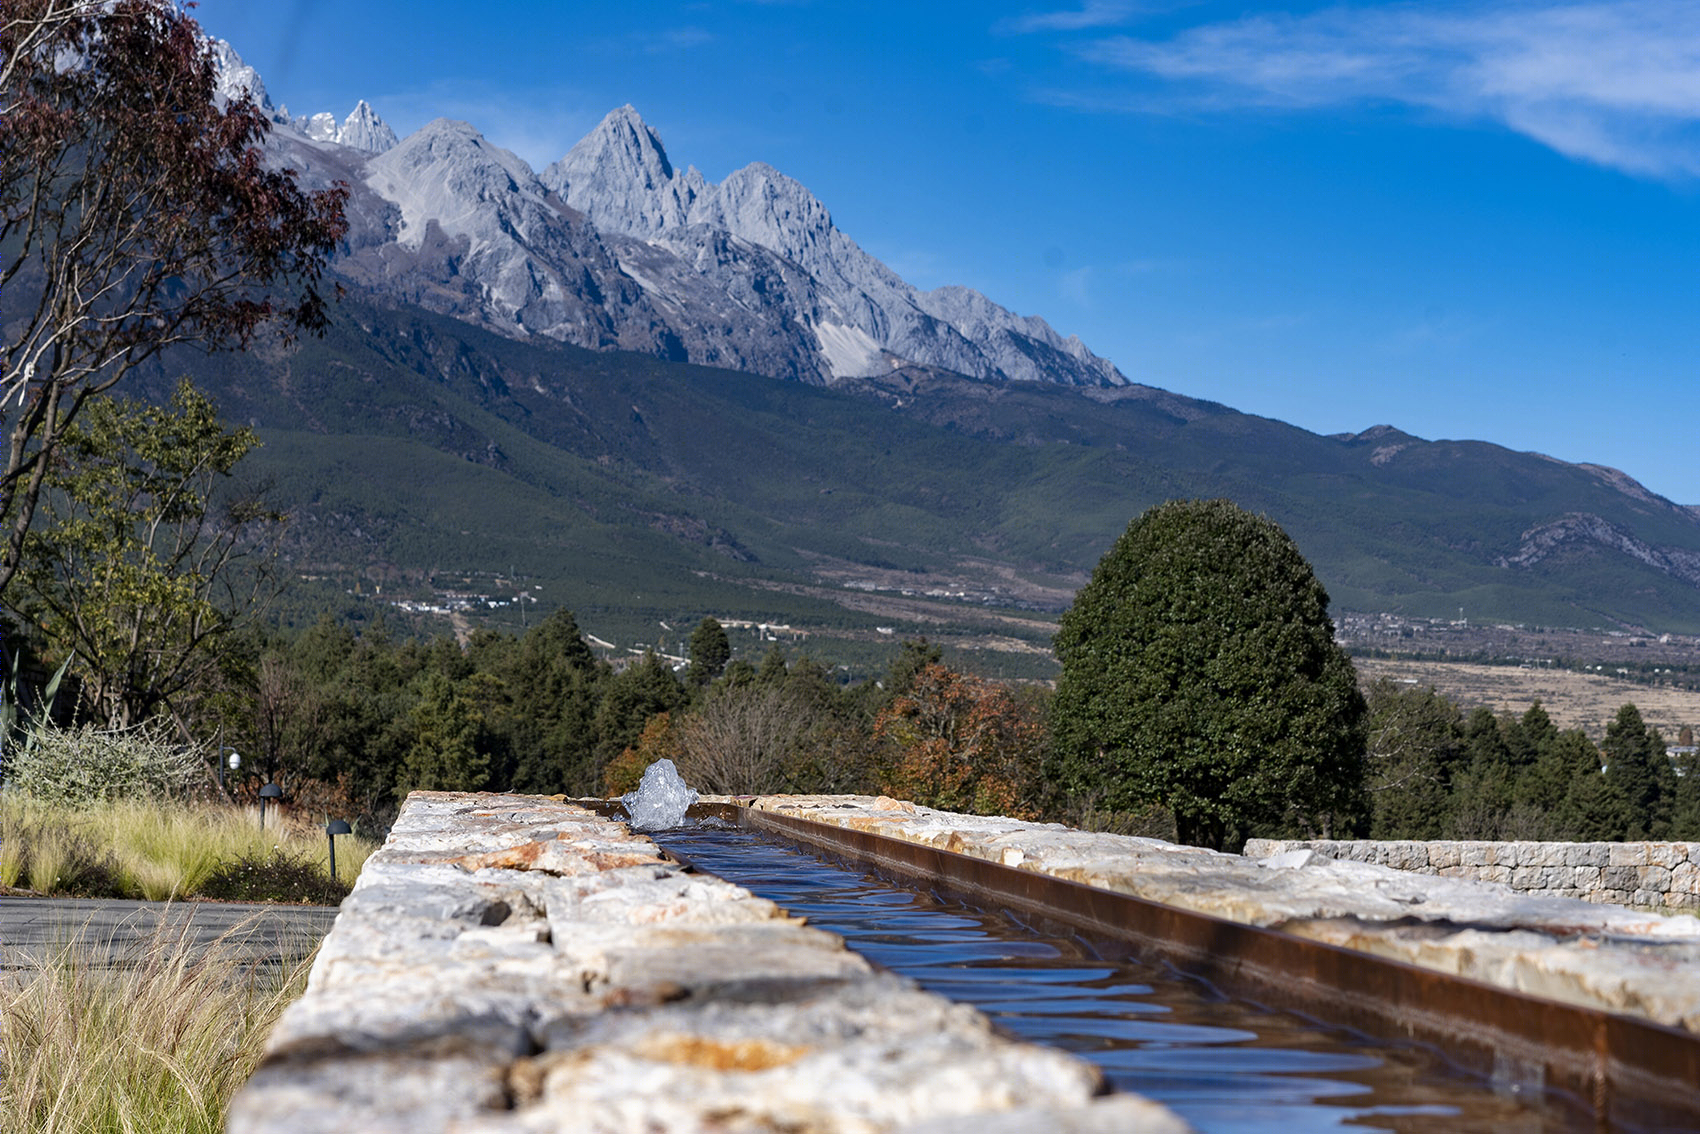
200 849 350 905
6 718 207 805
676 687 809 795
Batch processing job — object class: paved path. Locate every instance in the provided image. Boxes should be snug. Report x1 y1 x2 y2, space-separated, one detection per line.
0 897 340 971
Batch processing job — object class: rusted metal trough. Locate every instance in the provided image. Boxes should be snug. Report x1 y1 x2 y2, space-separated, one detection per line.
686 799 1700 1133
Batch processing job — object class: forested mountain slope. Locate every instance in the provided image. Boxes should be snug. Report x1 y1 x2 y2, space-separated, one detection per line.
157 296 1700 639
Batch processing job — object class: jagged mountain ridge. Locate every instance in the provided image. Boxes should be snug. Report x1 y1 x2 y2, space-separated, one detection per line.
212 43 1123 389
211 40 398 153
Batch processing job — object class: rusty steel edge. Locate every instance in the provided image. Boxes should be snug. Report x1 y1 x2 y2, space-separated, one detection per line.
679 801 1700 1133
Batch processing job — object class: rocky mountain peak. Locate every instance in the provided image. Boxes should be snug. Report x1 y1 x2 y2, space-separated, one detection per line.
366 119 546 249
689 162 836 270
296 100 397 152
542 105 700 237
337 100 399 153
208 39 281 119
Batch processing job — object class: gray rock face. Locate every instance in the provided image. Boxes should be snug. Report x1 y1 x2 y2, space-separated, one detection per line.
919 285 1127 387
542 105 704 238
209 38 282 118
221 33 1127 390
352 97 1126 387
313 118 829 380
333 100 400 153
211 41 397 153
551 107 1127 386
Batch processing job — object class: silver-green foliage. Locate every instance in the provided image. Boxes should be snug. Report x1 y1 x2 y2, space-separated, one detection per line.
6 719 205 805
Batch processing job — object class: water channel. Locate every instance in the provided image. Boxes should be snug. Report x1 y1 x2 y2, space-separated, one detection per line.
650 819 1601 1134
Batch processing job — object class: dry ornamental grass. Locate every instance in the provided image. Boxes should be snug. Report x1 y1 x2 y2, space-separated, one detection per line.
0 915 315 1133
0 796 376 902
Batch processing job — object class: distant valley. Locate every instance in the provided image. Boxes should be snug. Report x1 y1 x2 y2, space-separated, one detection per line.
131 46 1700 662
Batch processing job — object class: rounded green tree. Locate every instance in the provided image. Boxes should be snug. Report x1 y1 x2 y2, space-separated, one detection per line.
1051 499 1367 850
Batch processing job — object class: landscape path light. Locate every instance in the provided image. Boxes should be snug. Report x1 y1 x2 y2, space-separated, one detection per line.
325 819 352 882
258 782 282 829
221 746 240 794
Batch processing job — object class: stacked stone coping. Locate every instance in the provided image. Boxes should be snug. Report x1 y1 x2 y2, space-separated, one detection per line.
228 791 1191 1134
1242 838 1700 911
740 795 1700 1035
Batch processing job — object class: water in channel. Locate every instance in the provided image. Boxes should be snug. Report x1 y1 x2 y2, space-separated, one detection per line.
650 820 1598 1134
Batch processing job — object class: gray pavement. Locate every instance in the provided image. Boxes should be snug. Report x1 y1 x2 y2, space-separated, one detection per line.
0 896 340 972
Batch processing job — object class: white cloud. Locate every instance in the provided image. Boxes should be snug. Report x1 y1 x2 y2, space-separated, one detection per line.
1062 1 1700 178
1001 2 1143 34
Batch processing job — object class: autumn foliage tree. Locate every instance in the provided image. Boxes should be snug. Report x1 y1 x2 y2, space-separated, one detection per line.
1 0 347 594
874 662 1044 818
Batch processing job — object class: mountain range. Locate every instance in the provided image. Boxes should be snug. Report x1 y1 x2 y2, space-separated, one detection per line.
117 45 1700 649
216 44 1122 392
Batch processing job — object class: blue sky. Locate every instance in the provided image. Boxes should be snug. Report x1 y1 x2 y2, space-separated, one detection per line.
192 1 1700 504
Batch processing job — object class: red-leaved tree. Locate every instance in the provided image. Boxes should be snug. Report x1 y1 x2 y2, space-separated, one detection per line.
0 0 348 594
874 663 1045 818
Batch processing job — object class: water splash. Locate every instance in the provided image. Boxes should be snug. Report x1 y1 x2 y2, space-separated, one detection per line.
621 758 698 830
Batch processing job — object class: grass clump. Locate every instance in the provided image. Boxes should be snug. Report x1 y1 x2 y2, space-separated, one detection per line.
0 795 376 903
0 916 314 1134
201 849 350 905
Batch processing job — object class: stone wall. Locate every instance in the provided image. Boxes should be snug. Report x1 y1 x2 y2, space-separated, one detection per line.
229 792 1190 1133
749 796 1700 1035
1241 839 1700 910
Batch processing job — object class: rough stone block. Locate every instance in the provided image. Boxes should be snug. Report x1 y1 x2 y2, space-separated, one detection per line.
1511 866 1546 890
1648 844 1686 869
1427 843 1462 869
1672 861 1700 894
1564 844 1609 868
1638 865 1674 892
1603 866 1641 890
1609 844 1648 867
1460 844 1491 867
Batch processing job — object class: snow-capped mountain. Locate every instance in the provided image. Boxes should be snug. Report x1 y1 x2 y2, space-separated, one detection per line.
547 107 1125 386
215 46 1123 388
299 101 398 154
210 40 397 153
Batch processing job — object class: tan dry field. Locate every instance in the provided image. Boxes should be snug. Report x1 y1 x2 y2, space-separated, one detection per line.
1354 657 1700 741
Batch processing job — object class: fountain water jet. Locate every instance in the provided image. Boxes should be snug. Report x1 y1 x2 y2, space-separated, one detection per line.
621 758 697 830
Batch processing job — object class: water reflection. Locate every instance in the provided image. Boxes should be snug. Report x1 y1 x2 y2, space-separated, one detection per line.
652 822 1592 1134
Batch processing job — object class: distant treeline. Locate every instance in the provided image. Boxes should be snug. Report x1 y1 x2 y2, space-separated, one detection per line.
1362 680 1700 842
167 611 1049 837
198 617 1700 844
8 603 1695 847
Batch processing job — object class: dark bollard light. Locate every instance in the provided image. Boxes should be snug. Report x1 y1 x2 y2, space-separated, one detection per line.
325 819 352 882
258 782 282 829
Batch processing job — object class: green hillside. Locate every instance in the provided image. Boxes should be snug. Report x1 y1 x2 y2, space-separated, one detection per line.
157 297 1700 654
